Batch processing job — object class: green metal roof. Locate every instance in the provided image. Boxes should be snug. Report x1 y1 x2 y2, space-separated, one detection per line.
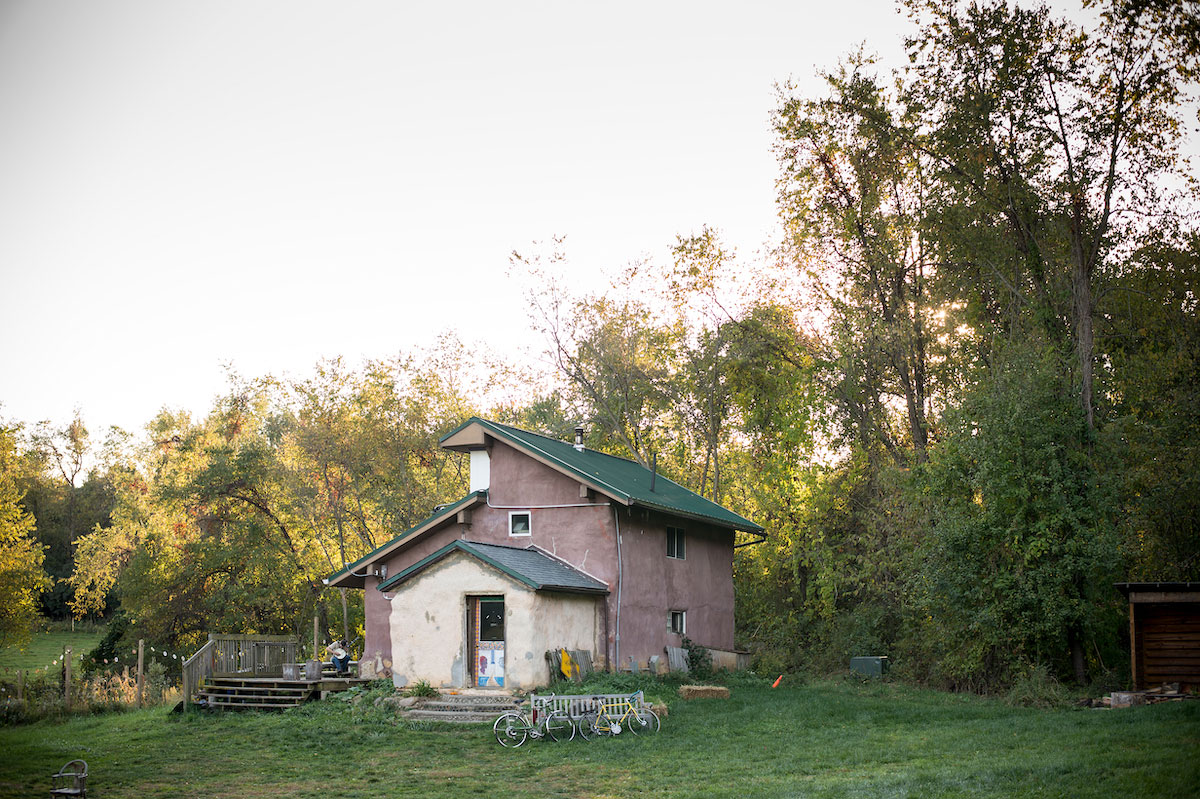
378 540 610 595
440 417 764 533
323 492 485 587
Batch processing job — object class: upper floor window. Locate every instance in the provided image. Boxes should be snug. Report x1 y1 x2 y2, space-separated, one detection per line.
666 526 685 559
509 511 531 537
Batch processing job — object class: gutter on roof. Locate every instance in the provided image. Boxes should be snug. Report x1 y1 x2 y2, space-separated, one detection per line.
629 496 765 534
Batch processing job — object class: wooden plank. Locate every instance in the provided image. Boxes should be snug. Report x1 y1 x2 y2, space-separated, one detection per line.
1132 602 1143 690
1129 592 1200 604
201 695 307 705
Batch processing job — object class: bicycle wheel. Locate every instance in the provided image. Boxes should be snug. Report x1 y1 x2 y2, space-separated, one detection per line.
493 712 529 747
632 707 660 734
577 712 602 741
544 711 575 742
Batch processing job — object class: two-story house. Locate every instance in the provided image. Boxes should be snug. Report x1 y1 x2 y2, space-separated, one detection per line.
324 417 764 690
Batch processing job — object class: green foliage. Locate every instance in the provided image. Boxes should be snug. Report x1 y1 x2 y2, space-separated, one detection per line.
66 346 481 651
1003 662 1073 709
404 679 439 698
0 426 52 648
681 636 713 680
81 613 130 675
1101 239 1200 580
914 344 1120 690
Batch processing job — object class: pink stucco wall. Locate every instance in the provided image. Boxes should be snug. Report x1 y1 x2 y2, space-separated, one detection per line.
614 508 736 659
359 438 737 674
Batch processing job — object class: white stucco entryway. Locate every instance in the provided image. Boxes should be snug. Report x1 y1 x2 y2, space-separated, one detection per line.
386 549 605 690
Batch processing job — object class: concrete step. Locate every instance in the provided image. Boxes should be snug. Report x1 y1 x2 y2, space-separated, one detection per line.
431 692 518 705
404 708 499 724
419 702 516 715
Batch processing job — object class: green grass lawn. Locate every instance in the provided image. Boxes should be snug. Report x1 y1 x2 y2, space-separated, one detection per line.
0 630 105 675
1 679 1196 798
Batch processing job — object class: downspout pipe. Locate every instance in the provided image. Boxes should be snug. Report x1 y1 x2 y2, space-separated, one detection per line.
612 504 623 669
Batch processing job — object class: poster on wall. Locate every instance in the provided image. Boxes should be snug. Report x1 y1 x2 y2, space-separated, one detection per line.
477 640 505 687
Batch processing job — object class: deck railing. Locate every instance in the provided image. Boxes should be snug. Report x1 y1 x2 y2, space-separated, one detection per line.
210 634 297 677
181 634 298 707
181 639 215 708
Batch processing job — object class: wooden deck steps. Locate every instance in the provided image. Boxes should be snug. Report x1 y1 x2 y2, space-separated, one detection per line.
197 676 316 710
404 692 519 724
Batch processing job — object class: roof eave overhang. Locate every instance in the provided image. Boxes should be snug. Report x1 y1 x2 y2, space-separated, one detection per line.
440 419 491 452
630 498 764 535
377 540 610 595
537 585 610 596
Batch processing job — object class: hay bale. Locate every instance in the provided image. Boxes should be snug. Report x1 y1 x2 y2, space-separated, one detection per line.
679 685 730 700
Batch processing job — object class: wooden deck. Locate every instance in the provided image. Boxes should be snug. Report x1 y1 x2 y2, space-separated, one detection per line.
183 633 376 710
197 673 372 710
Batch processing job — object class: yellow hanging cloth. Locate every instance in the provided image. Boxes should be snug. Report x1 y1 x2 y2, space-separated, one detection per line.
559 649 574 680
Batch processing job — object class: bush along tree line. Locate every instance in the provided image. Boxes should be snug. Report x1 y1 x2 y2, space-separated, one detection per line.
1 0 1198 696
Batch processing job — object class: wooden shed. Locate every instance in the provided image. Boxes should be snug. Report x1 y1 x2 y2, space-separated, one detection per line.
1116 582 1200 692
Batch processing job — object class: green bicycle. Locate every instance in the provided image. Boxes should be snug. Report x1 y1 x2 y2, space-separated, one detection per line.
577 690 660 740
493 697 576 747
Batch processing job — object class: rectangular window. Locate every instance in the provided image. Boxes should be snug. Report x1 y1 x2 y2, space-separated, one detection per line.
509 511 531 537
478 598 505 642
668 610 686 635
666 526 685 559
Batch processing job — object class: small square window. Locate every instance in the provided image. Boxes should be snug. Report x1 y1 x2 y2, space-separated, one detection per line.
666 526 685 559
668 610 686 635
509 511 531 536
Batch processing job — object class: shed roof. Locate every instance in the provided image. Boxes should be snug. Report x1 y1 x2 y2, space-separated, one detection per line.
440 417 763 533
1116 582 1200 595
377 540 609 595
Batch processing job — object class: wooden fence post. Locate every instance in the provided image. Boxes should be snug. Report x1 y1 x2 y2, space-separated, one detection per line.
17 669 24 704
64 647 72 709
137 639 145 708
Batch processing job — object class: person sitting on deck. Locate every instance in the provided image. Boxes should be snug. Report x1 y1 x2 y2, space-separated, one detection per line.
326 640 351 676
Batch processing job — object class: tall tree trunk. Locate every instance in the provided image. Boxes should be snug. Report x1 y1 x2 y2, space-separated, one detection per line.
1074 262 1095 434
1068 626 1088 685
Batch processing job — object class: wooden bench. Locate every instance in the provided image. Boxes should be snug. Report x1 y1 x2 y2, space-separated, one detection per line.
50 759 87 798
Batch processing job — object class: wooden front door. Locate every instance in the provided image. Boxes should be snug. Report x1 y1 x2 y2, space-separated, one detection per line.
468 596 505 687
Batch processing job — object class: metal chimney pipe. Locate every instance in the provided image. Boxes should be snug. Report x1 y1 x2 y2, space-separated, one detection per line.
574 425 585 451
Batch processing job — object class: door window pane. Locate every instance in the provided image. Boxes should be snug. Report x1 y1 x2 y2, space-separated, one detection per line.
479 599 505 641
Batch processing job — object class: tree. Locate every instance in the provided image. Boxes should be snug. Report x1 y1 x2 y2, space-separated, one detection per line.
917 343 1119 689
906 0 1196 433
519 245 680 467
1100 236 1200 580
0 425 52 647
775 56 939 464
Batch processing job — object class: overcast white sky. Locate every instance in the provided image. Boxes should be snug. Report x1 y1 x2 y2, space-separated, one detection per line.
0 0 1110 436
